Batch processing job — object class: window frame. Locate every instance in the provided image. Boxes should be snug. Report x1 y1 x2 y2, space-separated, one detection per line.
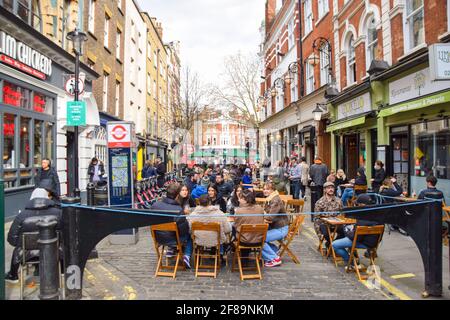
305 61 314 94
318 0 329 20
116 29 121 60
347 35 356 86
104 14 110 49
404 0 425 52
320 43 330 86
102 72 109 112
304 0 313 36
88 0 95 34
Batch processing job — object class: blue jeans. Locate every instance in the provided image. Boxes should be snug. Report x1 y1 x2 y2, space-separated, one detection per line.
291 180 301 199
332 237 367 263
341 188 354 207
165 234 193 257
262 226 289 262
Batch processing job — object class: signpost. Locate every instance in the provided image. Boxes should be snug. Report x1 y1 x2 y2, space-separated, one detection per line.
107 122 138 245
67 101 86 126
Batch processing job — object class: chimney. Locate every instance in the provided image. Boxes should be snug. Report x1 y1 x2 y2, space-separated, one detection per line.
265 0 276 35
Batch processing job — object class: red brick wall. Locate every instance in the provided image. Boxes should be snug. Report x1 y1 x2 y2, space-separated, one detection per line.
390 13 404 64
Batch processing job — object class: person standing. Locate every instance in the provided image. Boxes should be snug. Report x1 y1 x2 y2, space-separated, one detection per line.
155 156 167 188
262 157 271 182
371 160 386 193
309 156 329 200
299 157 309 199
35 158 61 198
87 157 105 183
288 157 302 199
142 160 156 179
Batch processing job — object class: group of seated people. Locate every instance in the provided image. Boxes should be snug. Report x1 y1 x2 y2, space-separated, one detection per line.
151 179 290 269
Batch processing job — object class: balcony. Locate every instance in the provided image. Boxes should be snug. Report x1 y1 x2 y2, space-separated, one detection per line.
1 0 42 32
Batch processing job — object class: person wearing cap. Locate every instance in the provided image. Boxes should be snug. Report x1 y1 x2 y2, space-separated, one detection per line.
5 187 62 283
313 182 344 247
242 168 253 189
332 194 383 267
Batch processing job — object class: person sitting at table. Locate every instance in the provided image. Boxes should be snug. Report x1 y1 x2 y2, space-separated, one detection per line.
242 168 253 189
227 184 243 215
208 184 227 213
177 184 196 215
332 194 383 268
187 194 232 264
379 177 407 235
314 182 344 249
335 169 348 197
234 189 265 244
341 167 367 207
261 182 289 267
417 175 444 200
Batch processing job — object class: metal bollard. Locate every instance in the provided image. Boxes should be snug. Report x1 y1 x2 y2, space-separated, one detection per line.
0 180 5 300
86 183 95 206
310 183 318 222
37 216 60 300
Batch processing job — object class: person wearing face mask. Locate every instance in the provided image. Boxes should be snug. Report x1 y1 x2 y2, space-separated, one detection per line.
371 160 386 193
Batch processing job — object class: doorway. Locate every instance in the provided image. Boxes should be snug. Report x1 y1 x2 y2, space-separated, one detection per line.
344 134 358 179
391 131 409 192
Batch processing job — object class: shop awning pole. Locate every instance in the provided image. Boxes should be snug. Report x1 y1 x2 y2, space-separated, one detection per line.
0 179 4 300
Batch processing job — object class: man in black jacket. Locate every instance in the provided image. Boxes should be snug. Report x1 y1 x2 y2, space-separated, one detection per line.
155 156 167 188
35 158 61 197
5 187 62 283
150 183 192 268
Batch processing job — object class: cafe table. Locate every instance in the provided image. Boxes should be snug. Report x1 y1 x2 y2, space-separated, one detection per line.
320 216 357 267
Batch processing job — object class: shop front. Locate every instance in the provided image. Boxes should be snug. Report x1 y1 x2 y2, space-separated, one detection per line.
376 60 450 201
0 10 99 218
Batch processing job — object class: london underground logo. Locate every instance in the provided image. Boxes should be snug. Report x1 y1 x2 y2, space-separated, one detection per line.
111 125 127 140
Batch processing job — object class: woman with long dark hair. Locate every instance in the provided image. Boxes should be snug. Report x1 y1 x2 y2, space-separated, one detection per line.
177 184 196 215
208 184 227 213
227 184 243 215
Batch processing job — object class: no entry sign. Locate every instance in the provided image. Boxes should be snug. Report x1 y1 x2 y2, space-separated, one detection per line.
107 123 131 148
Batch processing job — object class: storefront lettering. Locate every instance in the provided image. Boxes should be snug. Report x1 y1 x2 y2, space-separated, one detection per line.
429 43 450 80
337 92 371 120
0 31 52 79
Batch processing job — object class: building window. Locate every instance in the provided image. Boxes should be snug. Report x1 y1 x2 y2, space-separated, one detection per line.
88 0 95 33
154 51 157 68
304 0 313 35
104 15 110 48
404 0 425 51
320 43 330 86
115 81 120 117
305 61 314 94
318 0 329 19
347 35 356 85
288 18 295 50
365 15 378 72
153 112 157 137
102 72 109 112
290 72 298 102
8 0 42 32
275 0 283 14
116 29 121 60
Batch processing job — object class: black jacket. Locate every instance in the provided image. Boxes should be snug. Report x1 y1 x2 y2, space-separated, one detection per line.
380 182 403 202
217 181 234 200
156 162 167 187
345 220 383 249
7 198 62 248
35 167 61 197
211 197 227 213
372 168 386 192
309 163 329 186
150 197 189 244
87 162 105 182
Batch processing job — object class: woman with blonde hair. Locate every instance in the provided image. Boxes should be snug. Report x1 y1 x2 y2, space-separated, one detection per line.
335 169 348 197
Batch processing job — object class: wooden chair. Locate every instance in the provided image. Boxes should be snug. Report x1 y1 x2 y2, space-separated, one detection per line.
442 200 450 222
346 225 385 281
150 222 185 279
232 224 268 281
286 199 305 235
347 185 368 207
277 215 305 264
191 222 221 278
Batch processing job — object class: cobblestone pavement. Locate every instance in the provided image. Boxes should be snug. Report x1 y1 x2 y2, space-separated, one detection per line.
88 223 387 300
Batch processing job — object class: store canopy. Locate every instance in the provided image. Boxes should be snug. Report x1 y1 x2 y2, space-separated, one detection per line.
326 115 366 133
378 90 450 118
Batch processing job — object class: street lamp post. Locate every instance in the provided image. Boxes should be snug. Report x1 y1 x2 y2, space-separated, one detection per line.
66 28 88 196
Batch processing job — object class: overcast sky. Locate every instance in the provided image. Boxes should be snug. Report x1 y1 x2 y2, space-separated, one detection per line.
137 0 264 86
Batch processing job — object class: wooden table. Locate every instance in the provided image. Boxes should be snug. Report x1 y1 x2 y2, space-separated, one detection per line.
394 196 418 202
320 217 357 267
256 197 267 205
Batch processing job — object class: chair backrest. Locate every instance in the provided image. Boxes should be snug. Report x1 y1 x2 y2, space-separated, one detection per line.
288 214 305 235
237 224 268 247
22 232 40 251
279 195 294 202
191 221 221 246
151 222 181 248
353 225 385 249
287 199 305 213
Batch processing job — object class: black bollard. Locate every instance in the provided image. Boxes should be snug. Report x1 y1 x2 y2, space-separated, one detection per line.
37 216 60 300
86 183 95 206
310 183 318 222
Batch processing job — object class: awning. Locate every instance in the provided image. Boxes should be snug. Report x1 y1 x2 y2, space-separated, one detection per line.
379 90 450 118
326 115 366 133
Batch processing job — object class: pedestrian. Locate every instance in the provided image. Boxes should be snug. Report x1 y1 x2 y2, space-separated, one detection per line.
208 184 227 213
313 182 344 249
371 160 386 193
262 157 271 182
150 183 192 269
35 158 61 198
187 194 232 263
262 181 289 267
5 185 62 283
298 157 309 199
142 160 156 179
87 157 105 183
155 156 167 188
309 156 329 200
288 157 302 199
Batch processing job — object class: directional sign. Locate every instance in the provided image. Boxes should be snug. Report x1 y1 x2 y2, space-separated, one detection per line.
67 101 86 126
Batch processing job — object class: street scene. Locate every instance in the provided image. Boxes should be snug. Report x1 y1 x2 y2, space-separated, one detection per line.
1 0 450 304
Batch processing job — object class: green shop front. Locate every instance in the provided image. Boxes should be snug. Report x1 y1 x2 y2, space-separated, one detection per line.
328 85 378 181
376 62 450 203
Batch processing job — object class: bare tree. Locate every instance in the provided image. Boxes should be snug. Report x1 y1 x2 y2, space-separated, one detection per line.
211 52 261 128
